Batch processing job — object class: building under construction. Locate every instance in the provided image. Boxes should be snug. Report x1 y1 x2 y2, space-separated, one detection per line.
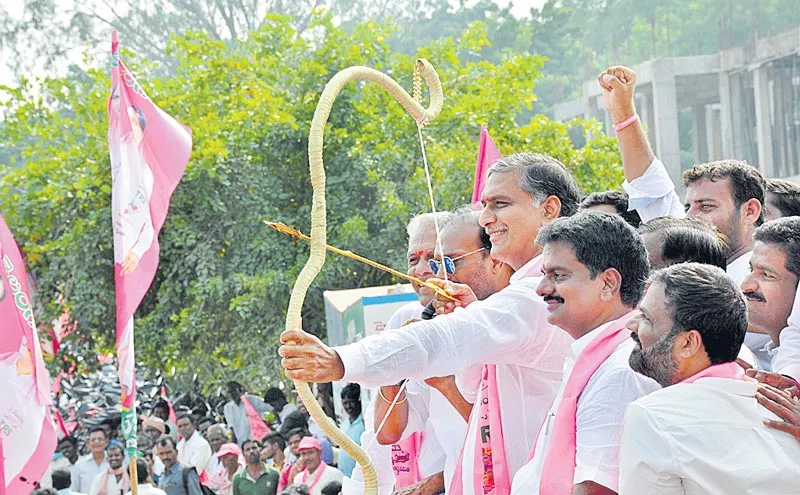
555 26 800 184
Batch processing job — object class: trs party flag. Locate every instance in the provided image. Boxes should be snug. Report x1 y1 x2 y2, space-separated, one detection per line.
0 215 57 495
108 31 191 456
471 125 503 205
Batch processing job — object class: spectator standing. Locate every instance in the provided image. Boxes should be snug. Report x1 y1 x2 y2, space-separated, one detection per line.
210 443 244 495
88 443 129 495
52 469 84 495
264 388 297 425
335 384 364 477
156 436 203 495
292 438 343 495
127 458 166 495
71 428 109 494
224 382 270 446
176 413 213 475
232 440 279 495
41 436 81 488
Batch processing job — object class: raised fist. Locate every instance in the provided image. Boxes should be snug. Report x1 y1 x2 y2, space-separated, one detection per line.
597 66 637 123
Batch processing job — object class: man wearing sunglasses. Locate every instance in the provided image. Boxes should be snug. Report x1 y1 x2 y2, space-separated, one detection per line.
281 152 579 494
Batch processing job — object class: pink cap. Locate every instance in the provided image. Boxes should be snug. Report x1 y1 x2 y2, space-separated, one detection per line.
296 436 322 452
216 442 243 458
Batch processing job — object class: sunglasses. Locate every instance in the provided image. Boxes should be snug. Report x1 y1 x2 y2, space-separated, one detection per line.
429 247 487 276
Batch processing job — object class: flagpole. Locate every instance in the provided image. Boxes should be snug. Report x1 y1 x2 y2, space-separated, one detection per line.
129 455 138 495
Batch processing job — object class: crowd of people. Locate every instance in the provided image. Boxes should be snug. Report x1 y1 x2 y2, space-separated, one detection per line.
35 381 358 495
33 64 800 495
276 65 800 494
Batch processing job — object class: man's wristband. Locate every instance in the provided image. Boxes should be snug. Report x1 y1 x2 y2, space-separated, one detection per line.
614 114 639 132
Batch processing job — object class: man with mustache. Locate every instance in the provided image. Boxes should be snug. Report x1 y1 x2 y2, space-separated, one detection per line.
510 212 659 495
280 152 578 494
740 217 800 371
620 263 800 493
599 65 771 363
374 207 514 494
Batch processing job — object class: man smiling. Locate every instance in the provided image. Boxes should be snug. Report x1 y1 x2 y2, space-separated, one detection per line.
280 152 579 494
511 212 659 495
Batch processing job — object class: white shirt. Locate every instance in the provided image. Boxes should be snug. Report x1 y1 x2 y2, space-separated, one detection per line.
337 256 573 495
88 470 121 495
294 464 344 495
624 159 771 361
278 403 298 423
772 283 800 381
223 395 268 445
71 456 108 494
125 483 166 495
342 302 444 495
619 376 800 494
177 430 213 474
39 455 74 488
511 323 660 494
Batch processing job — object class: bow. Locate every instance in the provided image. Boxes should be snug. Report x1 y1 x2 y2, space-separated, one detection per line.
284 59 444 495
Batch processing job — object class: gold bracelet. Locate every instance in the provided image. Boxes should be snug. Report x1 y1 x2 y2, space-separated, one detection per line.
379 387 407 404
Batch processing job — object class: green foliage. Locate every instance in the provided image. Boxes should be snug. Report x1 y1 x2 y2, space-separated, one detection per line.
0 15 621 389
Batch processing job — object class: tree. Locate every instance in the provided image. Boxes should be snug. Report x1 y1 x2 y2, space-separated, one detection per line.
1 14 621 388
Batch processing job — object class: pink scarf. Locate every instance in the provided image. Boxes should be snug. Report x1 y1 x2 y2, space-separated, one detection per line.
534 311 636 494
448 363 510 495
681 361 748 383
241 395 271 440
98 465 130 495
392 432 424 488
299 461 329 490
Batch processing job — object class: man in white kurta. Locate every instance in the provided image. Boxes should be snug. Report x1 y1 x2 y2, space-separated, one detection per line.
510 212 660 495
620 263 800 493
176 414 213 475
598 65 770 362
281 153 582 494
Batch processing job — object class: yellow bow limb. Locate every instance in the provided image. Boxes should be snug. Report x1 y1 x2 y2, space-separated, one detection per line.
283 59 443 495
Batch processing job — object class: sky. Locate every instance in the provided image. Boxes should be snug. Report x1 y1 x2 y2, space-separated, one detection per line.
0 0 548 89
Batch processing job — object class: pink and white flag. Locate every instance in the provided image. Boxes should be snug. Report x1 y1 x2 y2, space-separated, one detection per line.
0 215 57 495
108 31 191 454
471 125 502 206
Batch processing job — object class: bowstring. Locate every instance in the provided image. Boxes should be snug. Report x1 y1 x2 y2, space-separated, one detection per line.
367 68 445 450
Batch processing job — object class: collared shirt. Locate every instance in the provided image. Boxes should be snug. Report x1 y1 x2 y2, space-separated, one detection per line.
177 431 212 474
511 323 660 494
71 456 109 494
293 464 344 495
773 285 800 382
337 256 573 495
619 376 800 493
342 301 443 495
224 395 268 445
337 413 365 477
623 159 771 362
126 483 166 495
158 463 203 495
232 464 279 495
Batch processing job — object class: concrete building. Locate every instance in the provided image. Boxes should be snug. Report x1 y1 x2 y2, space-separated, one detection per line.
555 26 800 183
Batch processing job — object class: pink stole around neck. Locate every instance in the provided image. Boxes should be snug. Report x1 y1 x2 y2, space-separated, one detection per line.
448 363 510 495
300 461 329 490
680 361 748 383
532 311 637 494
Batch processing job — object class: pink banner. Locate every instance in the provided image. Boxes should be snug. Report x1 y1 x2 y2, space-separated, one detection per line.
0 215 57 494
471 126 502 205
108 31 191 452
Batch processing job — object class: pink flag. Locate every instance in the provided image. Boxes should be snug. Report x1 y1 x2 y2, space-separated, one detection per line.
108 31 191 455
471 126 502 205
0 215 57 495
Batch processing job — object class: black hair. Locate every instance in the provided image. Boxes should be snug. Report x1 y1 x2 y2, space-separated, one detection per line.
766 178 800 218
264 387 287 404
321 481 343 495
650 263 747 364
89 426 108 438
580 190 642 227
136 458 149 484
536 211 649 306
157 435 177 449
754 216 800 277
488 152 582 217
261 432 286 451
341 383 361 401
52 470 71 491
683 159 765 225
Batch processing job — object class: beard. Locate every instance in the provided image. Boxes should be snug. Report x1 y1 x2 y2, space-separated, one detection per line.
629 331 679 387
